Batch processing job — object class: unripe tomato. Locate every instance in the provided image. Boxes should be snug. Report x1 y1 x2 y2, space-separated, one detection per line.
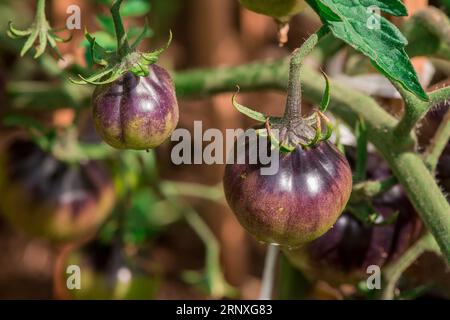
92 64 179 150
0 139 115 242
239 0 306 22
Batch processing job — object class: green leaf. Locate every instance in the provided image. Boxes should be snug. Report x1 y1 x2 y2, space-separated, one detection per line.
130 22 153 50
128 24 153 42
231 88 267 123
121 0 151 17
96 15 115 36
359 0 407 17
3 114 46 133
306 0 428 101
82 31 116 51
319 71 330 112
442 0 450 12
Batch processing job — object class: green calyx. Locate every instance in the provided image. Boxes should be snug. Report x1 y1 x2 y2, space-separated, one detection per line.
7 0 70 59
231 71 332 152
71 0 171 85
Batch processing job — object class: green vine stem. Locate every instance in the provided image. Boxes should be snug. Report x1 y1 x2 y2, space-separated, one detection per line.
424 107 450 170
350 176 398 204
160 181 226 205
173 60 450 263
430 86 450 105
392 83 428 145
354 118 368 183
160 184 230 298
381 233 440 300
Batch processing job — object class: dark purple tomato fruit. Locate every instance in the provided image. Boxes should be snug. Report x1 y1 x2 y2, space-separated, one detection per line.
223 138 352 248
92 64 179 150
284 149 423 284
284 192 422 284
0 139 115 242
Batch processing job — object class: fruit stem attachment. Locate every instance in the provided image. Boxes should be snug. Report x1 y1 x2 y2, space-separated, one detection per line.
282 26 329 124
259 244 279 300
111 0 130 59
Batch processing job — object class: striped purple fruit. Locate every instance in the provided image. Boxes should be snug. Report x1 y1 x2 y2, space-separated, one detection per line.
92 64 179 150
223 139 352 247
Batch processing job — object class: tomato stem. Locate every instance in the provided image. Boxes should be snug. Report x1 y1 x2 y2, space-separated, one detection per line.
283 26 329 125
392 83 428 146
350 176 397 204
111 0 130 59
36 0 46 22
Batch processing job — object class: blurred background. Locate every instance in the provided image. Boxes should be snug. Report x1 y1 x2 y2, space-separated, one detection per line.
0 0 449 299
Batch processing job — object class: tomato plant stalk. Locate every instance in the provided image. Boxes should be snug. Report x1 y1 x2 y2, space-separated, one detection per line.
259 244 279 300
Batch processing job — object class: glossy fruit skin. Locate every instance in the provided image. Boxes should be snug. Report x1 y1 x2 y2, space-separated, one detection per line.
223 139 352 247
239 0 306 21
0 139 115 242
92 64 179 150
284 149 423 284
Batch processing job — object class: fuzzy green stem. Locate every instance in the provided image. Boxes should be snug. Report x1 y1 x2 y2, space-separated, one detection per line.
354 119 368 183
424 107 450 170
381 233 440 300
392 84 428 145
283 26 329 122
430 85 450 105
111 0 130 58
160 181 225 205
36 0 46 22
350 176 397 204
183 207 226 297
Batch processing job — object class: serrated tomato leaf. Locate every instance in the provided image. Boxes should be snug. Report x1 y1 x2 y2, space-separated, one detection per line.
306 0 428 101
359 0 408 17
